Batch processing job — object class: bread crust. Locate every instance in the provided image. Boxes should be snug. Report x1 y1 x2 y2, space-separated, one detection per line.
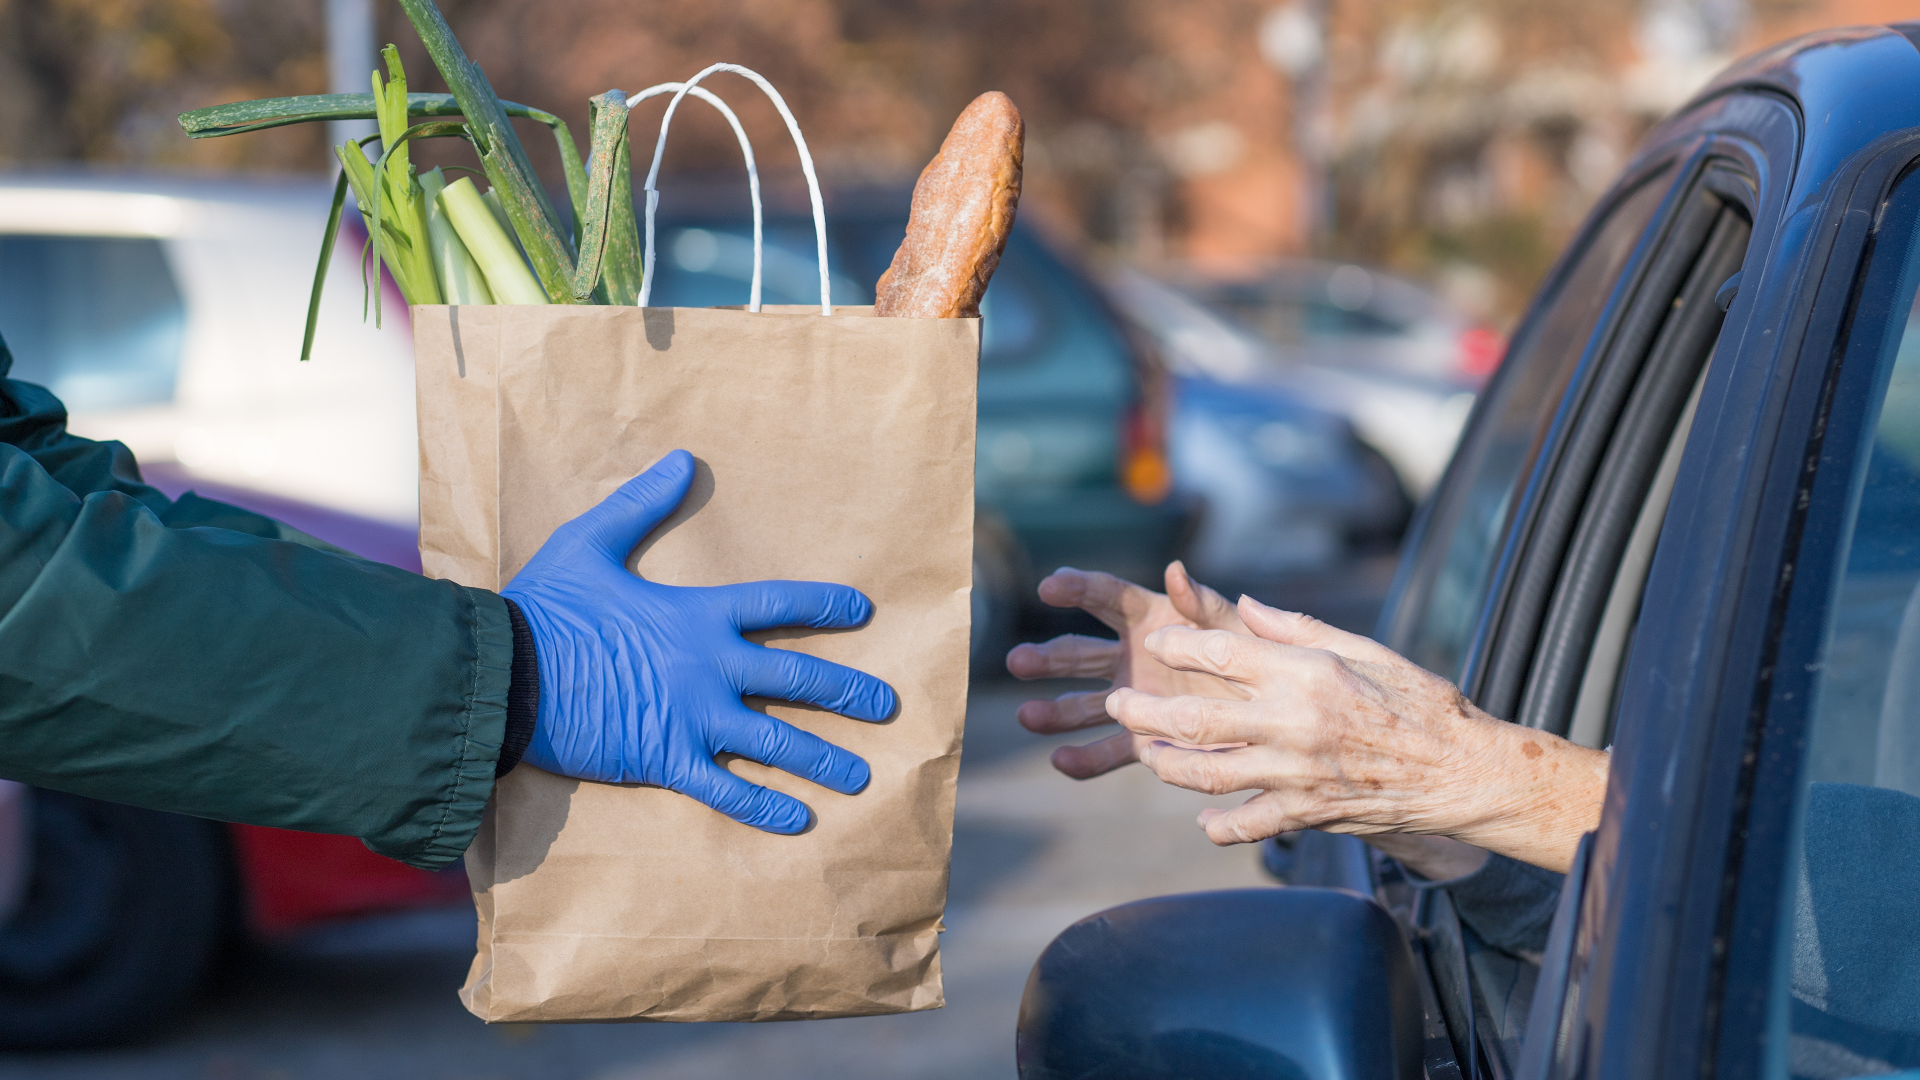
875 92 1024 319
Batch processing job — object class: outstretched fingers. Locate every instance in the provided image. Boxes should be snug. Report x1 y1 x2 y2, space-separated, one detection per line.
1106 687 1264 746
566 449 697 561
1137 740 1266 797
1165 561 1247 632
1035 567 1160 634
712 711 871 795
1139 625 1278 684
1050 731 1146 779
1016 689 1113 734
1196 793 1300 846
1006 635 1121 681
1237 595 1402 666
735 645 897 721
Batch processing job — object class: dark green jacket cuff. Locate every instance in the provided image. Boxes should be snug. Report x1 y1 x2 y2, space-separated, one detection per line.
359 586 513 869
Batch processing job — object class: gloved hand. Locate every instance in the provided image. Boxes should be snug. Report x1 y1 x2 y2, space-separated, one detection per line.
501 449 897 833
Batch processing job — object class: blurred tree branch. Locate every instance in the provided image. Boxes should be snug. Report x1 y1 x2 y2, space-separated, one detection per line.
0 0 326 169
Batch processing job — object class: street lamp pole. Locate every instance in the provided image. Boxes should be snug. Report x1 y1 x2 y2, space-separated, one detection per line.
325 0 378 161
1259 0 1332 254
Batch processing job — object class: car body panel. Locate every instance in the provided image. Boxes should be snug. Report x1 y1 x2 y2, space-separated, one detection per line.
0 173 420 525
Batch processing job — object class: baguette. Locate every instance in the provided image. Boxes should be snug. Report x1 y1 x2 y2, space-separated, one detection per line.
875 91 1024 319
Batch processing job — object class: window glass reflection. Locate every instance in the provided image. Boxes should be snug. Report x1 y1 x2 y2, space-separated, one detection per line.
0 235 185 411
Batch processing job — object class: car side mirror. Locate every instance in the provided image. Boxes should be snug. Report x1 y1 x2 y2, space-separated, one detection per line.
1016 887 1424 1080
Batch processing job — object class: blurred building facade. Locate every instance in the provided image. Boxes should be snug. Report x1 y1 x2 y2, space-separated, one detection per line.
0 0 1913 319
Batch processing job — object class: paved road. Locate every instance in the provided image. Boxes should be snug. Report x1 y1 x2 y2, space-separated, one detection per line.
6 680 1270 1080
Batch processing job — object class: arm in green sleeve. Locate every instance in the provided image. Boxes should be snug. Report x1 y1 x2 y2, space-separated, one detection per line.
0 352 512 870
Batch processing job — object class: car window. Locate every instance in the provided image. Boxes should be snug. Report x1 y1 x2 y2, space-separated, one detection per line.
1759 164 1920 1080
979 259 1046 359
1387 166 1674 682
1496 179 1751 734
0 234 185 411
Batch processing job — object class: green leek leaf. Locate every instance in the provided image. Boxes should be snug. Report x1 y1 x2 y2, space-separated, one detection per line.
394 0 578 302
301 169 352 361
571 90 629 303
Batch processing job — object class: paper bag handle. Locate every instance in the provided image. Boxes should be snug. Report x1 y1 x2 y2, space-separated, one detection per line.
634 63 832 316
623 82 765 311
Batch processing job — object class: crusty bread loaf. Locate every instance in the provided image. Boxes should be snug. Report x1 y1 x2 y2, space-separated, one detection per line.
875 92 1024 319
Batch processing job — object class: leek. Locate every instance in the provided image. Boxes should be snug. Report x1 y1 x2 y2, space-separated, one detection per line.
393 0 578 303
370 47 440 309
335 139 434 314
439 178 548 305
171 0 650 355
571 89 631 303
481 189 517 250
419 168 494 305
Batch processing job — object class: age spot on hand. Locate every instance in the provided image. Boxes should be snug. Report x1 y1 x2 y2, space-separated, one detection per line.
1521 742 1544 760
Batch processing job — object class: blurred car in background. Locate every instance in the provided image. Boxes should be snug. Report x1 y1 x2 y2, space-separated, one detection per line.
0 173 420 524
1110 260 1496 502
1165 374 1410 582
0 173 1194 1046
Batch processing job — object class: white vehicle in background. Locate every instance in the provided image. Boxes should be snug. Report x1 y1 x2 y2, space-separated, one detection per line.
0 172 418 527
1109 261 1491 501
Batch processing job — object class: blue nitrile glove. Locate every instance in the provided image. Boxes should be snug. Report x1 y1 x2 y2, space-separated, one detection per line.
500 449 897 833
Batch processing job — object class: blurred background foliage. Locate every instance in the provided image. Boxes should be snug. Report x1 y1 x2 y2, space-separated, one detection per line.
0 0 1908 324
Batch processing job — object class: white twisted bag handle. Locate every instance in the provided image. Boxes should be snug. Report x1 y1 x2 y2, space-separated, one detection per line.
634 63 832 316
621 82 765 311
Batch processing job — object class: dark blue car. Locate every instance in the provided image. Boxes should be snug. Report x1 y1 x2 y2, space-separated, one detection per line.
1019 22 1920 1080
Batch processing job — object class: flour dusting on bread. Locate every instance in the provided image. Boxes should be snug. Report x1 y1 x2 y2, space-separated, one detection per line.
875 92 1024 319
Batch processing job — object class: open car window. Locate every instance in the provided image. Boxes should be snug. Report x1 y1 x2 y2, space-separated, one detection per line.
1498 168 1753 737
1386 166 1673 683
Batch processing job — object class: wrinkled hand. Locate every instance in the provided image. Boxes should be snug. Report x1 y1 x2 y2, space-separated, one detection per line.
1005 562 1249 779
502 450 897 834
1106 595 1607 873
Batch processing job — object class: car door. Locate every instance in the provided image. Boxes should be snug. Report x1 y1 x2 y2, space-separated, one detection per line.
1352 82 1802 1080
1514 25 1920 1080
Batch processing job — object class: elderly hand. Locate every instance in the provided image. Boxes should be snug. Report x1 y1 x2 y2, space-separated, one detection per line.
1107 594 1608 874
1005 562 1249 778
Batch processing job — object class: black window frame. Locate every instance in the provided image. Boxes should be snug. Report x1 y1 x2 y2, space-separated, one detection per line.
1490 163 1756 738
1391 88 1806 1080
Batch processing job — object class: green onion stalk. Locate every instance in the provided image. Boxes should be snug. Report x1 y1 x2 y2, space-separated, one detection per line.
175 0 639 359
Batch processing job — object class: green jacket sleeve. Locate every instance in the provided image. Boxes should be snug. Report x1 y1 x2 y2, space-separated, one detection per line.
0 343 511 870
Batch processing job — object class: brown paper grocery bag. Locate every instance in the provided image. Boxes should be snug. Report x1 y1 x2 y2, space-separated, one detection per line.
412 301 977 1021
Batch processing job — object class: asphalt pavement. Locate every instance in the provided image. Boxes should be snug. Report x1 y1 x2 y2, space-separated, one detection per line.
6 561 1391 1080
